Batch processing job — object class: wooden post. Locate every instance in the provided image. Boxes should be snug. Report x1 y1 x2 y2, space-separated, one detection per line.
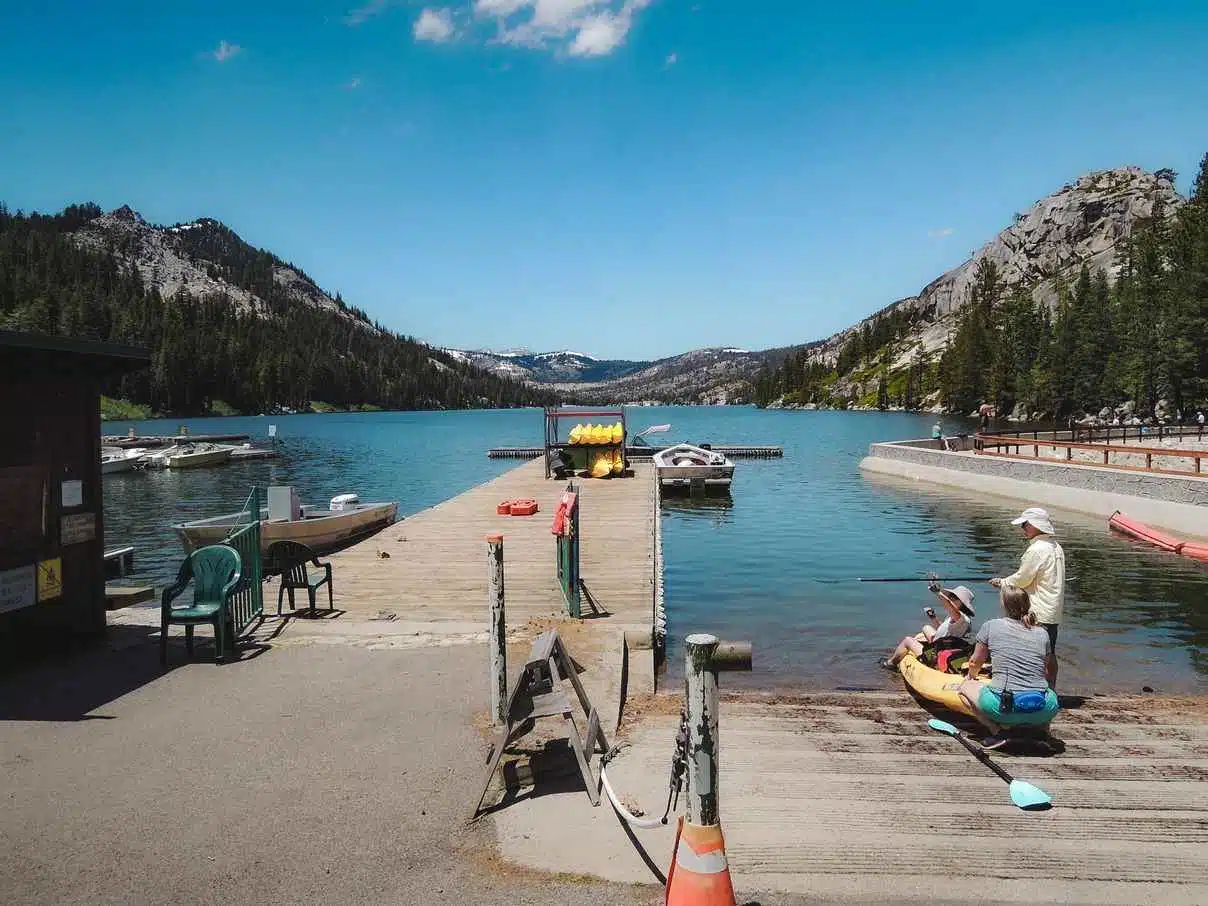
684 633 721 826
486 534 507 726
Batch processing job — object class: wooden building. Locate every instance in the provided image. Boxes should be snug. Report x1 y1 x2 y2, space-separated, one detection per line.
0 331 149 652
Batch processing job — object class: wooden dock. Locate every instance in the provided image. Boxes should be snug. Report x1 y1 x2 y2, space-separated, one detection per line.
103 433 251 448
488 444 784 459
320 458 659 703
328 458 653 625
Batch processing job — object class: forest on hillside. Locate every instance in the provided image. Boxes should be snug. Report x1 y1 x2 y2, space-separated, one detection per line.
0 203 556 415
755 154 1208 421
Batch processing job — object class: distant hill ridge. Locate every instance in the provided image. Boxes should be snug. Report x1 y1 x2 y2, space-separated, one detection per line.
0 202 555 415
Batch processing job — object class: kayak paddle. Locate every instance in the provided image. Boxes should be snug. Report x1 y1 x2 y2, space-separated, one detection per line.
927 718 1052 811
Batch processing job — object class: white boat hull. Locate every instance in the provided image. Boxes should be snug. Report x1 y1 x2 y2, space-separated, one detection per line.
167 448 233 469
173 502 399 555
101 455 139 475
654 444 735 490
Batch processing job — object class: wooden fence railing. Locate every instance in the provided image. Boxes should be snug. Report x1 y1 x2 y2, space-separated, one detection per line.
986 424 1206 445
975 434 1208 477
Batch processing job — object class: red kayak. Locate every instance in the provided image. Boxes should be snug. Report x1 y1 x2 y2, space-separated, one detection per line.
1109 511 1208 563
1109 511 1184 552
1179 543 1208 563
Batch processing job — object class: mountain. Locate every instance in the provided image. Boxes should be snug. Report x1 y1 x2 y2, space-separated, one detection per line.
443 348 651 384
556 347 765 404
0 202 555 415
799 166 1182 377
450 345 768 405
755 160 1208 420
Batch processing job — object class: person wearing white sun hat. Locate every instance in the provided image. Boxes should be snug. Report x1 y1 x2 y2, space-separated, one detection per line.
991 506 1066 688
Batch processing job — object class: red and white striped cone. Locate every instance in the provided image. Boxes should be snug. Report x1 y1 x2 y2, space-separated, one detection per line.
665 817 736 906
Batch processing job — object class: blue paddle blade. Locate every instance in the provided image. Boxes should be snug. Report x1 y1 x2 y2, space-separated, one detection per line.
1009 779 1052 810
928 718 959 736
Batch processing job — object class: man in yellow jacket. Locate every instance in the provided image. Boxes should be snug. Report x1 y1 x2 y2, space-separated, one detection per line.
991 507 1066 688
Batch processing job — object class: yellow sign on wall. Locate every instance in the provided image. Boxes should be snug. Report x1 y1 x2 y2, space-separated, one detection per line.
37 558 62 602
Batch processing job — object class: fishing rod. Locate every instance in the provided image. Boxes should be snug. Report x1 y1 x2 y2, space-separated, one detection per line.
856 576 990 583
819 574 1076 584
815 576 990 584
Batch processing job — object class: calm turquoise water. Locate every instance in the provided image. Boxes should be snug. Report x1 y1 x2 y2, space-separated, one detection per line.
103 407 1208 693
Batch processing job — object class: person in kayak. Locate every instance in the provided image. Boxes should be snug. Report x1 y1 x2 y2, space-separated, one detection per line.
879 584 975 671
958 582 1060 749
990 506 1065 689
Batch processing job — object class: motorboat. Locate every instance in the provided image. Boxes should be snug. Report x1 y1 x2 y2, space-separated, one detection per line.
173 488 399 555
165 443 233 469
139 443 233 469
653 443 735 491
101 447 143 475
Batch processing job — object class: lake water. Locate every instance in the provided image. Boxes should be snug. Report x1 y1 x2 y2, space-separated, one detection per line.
102 407 1208 693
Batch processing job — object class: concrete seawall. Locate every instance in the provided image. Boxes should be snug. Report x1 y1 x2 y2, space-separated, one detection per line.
860 438 1208 539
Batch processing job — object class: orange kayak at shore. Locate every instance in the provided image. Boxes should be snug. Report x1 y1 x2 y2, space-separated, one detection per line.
1109 511 1208 564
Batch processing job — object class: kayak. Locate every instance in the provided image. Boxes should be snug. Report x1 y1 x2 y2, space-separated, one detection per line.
1109 510 1183 552
1180 543 1208 562
1109 510 1208 563
899 644 989 718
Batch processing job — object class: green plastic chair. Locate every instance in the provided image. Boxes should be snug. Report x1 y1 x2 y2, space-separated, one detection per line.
160 545 243 665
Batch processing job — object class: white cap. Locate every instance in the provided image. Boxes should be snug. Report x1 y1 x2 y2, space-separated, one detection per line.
1011 506 1055 535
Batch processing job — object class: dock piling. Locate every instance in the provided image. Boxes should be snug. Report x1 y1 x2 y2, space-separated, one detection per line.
684 633 752 824
486 534 507 726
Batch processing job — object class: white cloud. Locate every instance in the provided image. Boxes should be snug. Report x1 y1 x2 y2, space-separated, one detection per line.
469 0 652 56
928 227 955 240
345 0 393 26
664 51 677 67
210 40 242 63
568 12 627 56
414 7 456 42
474 0 531 14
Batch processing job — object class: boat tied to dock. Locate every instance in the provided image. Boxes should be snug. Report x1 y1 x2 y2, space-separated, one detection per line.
173 486 398 555
653 443 735 491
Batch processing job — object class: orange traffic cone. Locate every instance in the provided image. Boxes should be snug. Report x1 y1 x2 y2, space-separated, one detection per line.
665 817 736 906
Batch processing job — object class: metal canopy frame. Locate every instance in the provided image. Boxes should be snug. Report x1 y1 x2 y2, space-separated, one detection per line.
542 407 628 479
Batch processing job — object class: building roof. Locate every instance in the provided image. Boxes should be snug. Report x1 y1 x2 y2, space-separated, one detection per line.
0 330 150 379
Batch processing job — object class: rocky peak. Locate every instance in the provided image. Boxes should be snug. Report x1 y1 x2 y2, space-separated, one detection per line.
804 166 1185 371
109 204 143 223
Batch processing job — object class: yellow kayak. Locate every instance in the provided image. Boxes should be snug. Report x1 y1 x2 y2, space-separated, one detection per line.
898 635 990 717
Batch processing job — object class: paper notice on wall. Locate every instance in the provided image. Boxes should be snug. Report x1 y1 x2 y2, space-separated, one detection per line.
62 480 83 508
0 565 36 614
61 513 97 546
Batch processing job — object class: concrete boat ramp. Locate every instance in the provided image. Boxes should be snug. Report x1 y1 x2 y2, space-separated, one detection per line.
8 457 1208 904
510 691 1208 904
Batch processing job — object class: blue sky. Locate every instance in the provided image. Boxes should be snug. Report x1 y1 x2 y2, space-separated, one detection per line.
3 1 1207 360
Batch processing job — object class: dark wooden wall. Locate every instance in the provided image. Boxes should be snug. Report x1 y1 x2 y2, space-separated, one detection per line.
0 377 106 646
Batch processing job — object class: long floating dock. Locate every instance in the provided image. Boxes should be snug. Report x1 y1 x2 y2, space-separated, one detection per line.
102 433 251 447
488 444 784 459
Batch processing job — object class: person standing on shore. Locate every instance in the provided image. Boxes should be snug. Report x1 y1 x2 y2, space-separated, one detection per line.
991 507 1065 689
978 403 993 434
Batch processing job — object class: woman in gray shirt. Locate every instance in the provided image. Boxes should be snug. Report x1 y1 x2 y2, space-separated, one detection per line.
958 583 1059 749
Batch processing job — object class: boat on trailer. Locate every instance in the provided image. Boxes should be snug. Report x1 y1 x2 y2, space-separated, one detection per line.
653 443 735 491
173 487 398 555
